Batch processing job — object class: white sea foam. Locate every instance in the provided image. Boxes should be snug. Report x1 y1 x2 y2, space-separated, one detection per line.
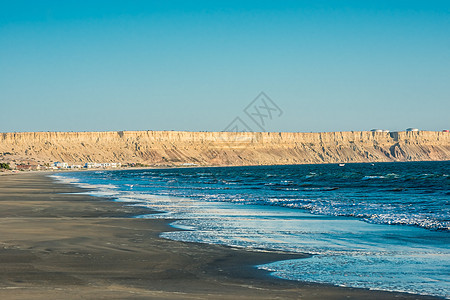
362 175 386 180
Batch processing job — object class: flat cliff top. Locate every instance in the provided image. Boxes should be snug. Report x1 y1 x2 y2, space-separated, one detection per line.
1 130 449 167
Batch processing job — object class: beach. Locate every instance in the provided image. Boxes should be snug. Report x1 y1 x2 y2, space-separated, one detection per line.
0 172 442 299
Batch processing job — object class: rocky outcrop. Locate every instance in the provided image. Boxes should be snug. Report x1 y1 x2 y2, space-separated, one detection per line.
1 130 449 166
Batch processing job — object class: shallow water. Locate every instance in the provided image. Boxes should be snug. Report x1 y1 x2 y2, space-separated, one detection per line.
51 161 450 298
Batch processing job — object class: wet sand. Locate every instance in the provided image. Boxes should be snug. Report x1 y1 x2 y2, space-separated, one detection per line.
0 172 441 299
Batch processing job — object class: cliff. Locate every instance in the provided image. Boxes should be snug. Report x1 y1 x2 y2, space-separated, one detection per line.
1 130 449 167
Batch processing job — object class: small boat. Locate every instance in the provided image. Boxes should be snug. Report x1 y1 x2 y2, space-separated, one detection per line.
339 163 345 167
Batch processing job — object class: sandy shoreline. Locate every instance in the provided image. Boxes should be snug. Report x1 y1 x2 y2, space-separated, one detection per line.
0 173 442 299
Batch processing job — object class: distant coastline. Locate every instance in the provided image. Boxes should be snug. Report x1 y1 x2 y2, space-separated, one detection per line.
1 130 449 170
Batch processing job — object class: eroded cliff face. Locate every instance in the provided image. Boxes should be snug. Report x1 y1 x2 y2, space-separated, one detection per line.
1 130 449 166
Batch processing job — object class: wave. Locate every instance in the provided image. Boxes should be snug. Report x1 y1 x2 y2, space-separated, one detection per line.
49 161 450 232
48 163 450 299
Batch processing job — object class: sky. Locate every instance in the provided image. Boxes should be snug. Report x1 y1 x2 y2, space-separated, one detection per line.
1 1 449 133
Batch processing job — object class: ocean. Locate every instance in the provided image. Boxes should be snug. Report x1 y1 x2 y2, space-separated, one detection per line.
51 161 450 298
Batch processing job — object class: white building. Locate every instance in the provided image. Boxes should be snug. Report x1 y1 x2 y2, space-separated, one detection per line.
69 164 83 169
54 162 68 169
84 162 121 168
85 162 102 168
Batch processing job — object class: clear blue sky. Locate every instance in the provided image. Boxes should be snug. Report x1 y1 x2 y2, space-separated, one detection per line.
1 1 449 132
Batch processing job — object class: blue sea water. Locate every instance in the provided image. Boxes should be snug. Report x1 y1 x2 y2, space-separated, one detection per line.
51 161 450 298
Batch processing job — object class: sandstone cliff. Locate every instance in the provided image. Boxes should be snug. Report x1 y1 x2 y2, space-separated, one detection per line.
1 130 449 167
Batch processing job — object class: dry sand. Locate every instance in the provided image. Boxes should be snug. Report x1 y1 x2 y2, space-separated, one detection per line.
0 172 441 299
